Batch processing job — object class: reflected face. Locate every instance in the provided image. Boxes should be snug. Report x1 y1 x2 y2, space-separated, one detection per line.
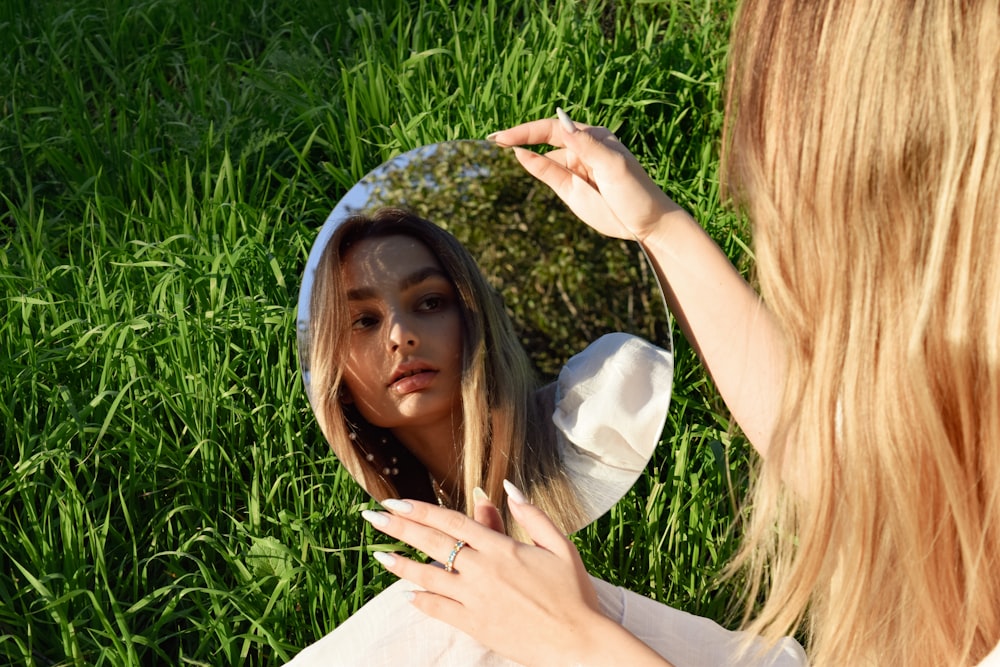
340 234 464 433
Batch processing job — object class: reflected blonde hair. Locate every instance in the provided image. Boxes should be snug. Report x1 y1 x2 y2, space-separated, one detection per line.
308 208 584 536
723 1 1000 664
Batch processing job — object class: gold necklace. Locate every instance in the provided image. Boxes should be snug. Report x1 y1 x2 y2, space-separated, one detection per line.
428 472 451 508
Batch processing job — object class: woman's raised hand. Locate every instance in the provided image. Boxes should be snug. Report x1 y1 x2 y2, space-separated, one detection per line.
488 110 687 242
493 111 786 456
362 484 671 667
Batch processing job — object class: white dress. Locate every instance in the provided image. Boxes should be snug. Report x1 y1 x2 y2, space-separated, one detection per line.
285 334 807 667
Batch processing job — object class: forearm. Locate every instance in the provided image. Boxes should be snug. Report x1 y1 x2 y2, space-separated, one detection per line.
641 208 785 456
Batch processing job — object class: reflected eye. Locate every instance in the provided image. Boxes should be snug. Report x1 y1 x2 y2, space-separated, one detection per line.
417 295 446 312
351 314 378 330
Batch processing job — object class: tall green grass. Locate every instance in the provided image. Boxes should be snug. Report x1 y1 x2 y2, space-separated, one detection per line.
1 0 751 663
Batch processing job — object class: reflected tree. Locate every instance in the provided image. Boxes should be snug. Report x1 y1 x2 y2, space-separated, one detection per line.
358 141 669 380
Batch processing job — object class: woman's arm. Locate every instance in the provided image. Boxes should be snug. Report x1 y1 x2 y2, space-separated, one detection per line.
490 115 785 456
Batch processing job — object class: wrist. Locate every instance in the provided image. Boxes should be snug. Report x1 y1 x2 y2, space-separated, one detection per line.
634 206 696 246
557 610 674 667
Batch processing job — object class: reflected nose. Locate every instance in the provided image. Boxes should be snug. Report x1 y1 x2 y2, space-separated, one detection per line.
386 310 417 351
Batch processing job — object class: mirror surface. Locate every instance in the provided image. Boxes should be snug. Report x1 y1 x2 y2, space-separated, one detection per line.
297 140 673 531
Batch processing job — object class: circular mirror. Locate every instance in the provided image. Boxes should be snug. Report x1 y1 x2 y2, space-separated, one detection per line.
297 141 673 532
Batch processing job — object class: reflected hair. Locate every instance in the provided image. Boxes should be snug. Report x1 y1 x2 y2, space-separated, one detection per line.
309 207 585 536
723 1 1000 664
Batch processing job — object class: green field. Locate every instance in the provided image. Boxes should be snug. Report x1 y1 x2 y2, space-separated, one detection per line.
1 0 757 663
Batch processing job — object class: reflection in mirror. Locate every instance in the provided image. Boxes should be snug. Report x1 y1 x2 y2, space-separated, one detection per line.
297 141 673 534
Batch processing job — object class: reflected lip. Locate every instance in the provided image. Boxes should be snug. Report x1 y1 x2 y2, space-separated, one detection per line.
388 361 436 386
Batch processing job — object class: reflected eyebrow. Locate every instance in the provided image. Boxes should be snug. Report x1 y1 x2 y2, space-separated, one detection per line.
347 267 450 301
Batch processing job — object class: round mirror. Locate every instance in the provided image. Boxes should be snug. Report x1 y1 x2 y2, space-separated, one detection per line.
297 141 673 532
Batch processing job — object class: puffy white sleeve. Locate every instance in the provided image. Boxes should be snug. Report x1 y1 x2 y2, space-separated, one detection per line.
553 332 674 524
977 640 1000 666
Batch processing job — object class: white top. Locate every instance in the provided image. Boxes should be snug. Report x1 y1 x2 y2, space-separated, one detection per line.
980 641 1000 666
285 576 807 667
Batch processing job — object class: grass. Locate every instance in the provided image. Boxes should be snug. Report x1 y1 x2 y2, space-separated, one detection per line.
0 0 755 663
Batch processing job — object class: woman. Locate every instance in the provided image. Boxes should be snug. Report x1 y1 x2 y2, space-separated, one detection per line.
307 206 673 536
293 208 800 667
361 1 1000 665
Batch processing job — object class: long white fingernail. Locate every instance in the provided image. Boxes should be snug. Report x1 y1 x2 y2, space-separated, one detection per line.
503 479 528 505
382 498 413 513
361 509 391 527
473 486 489 505
556 107 576 133
372 551 397 567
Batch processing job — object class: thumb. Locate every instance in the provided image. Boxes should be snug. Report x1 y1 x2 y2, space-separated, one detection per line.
473 486 505 533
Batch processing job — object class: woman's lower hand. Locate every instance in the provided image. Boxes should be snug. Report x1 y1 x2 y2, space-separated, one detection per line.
487 109 688 243
361 482 611 667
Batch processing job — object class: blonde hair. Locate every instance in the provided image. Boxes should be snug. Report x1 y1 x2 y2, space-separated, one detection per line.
723 1 1000 664
308 208 585 536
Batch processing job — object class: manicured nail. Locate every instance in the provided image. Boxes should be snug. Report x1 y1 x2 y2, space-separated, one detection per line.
503 479 528 505
403 590 416 602
372 551 396 567
361 509 390 527
556 107 576 133
381 498 413 514
473 486 489 505
486 132 511 148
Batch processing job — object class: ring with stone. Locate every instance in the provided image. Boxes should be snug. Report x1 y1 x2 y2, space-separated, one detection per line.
444 539 466 573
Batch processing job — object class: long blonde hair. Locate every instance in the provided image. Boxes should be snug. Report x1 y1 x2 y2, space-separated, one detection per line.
308 208 585 535
723 1 1000 664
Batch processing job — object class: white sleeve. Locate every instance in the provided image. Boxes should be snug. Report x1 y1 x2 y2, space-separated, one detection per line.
593 578 808 667
977 641 1000 666
554 332 674 523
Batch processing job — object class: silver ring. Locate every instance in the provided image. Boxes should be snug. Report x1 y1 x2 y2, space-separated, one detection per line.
444 540 466 573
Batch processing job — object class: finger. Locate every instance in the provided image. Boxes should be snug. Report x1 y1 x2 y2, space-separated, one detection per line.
511 146 610 216
407 589 469 630
473 487 505 534
381 499 509 547
362 507 480 566
371 550 466 599
552 127 686 236
490 118 571 148
491 117 618 150
511 147 626 238
503 483 579 559
523 147 599 188
369 499 512 556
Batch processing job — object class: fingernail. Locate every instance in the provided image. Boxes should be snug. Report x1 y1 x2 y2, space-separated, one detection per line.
486 132 511 148
382 498 413 514
361 509 391 527
556 107 576 134
372 551 396 567
473 486 489 505
403 590 416 602
503 479 528 505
